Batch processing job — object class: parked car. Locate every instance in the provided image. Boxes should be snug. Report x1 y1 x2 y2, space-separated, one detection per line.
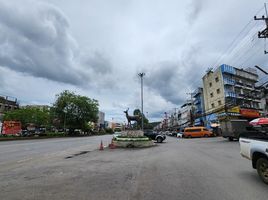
183 126 213 138
36 126 47 136
176 129 184 138
177 132 184 138
239 130 268 184
164 131 172 136
171 131 178 137
144 130 166 143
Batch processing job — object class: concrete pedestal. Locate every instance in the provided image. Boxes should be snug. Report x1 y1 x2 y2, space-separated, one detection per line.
113 130 154 148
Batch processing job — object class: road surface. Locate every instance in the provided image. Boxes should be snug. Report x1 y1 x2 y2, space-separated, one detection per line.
0 136 267 200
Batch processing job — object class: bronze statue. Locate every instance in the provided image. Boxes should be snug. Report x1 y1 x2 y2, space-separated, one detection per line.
124 108 141 127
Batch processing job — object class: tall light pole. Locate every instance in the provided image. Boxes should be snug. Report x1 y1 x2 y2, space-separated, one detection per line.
138 72 145 131
63 107 67 133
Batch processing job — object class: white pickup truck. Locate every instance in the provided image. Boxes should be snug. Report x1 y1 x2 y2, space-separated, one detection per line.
239 131 268 184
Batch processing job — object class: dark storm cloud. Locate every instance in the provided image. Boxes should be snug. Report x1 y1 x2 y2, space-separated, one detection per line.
0 0 114 87
81 52 112 75
145 62 186 105
144 44 204 105
1 0 266 121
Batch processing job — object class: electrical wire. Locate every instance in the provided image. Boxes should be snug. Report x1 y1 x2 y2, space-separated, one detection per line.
164 6 267 123
185 7 265 94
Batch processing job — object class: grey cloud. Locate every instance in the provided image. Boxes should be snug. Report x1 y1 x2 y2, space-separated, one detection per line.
1 0 266 122
144 62 186 105
144 44 204 105
0 0 81 85
0 0 114 87
81 52 112 75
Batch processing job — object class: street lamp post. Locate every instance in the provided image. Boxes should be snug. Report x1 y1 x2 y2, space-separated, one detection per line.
138 72 145 131
63 108 67 133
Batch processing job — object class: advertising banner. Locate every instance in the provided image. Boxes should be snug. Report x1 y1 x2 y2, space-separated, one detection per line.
240 109 260 118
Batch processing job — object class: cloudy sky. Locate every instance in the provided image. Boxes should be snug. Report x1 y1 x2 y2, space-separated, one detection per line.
0 0 268 122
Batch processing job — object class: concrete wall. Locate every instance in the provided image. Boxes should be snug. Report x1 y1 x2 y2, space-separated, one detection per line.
98 111 105 128
202 69 225 113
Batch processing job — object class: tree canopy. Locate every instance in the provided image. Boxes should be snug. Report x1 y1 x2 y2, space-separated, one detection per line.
3 108 50 129
133 109 149 128
53 90 99 132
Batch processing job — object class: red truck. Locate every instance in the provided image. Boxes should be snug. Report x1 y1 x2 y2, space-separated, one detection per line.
1 121 22 136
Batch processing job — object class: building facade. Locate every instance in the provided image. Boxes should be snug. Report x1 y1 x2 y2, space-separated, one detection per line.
192 87 206 126
202 64 260 124
178 100 193 129
0 95 19 121
97 111 105 129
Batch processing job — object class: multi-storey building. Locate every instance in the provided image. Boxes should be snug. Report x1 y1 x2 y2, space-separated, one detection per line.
97 111 105 129
0 95 19 121
202 64 261 124
170 111 179 130
259 85 268 116
192 87 206 126
178 100 193 129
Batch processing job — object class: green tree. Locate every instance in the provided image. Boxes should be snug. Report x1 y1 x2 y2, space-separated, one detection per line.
53 90 99 133
133 109 149 128
3 108 50 129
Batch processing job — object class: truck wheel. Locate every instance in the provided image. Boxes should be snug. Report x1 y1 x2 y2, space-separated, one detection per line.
228 137 233 141
157 137 163 143
256 158 268 184
204 134 208 138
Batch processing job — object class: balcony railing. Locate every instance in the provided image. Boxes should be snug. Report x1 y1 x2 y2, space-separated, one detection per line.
223 78 235 85
225 92 237 98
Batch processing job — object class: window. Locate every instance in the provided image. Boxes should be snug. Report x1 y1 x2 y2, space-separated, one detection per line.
217 89 220 94
211 103 215 108
209 82 212 87
186 129 202 132
215 77 219 82
210 92 213 98
218 100 222 105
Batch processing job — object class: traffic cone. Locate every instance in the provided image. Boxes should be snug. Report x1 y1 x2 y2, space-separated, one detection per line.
109 139 116 149
99 140 104 150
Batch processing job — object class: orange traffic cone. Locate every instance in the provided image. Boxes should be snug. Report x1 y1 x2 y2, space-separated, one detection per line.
99 140 104 150
109 139 116 149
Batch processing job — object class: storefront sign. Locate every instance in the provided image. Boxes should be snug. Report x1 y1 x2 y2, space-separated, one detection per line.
228 106 240 113
240 109 260 118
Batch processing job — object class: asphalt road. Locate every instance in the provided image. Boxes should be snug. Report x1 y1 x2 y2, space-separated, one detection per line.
0 136 267 200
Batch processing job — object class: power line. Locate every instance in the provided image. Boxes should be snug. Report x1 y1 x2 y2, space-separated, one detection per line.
212 21 258 70
239 45 264 66
225 29 260 66
211 6 264 71
186 6 265 93
231 33 262 66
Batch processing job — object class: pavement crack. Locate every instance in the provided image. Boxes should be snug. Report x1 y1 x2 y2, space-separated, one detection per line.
65 150 91 159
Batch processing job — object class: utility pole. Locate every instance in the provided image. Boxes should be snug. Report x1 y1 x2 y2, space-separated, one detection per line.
186 92 195 126
164 112 168 130
138 73 145 131
254 3 268 54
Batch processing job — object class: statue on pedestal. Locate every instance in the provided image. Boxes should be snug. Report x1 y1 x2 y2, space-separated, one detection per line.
124 108 141 129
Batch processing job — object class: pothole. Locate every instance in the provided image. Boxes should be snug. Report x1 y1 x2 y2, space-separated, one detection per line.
65 150 91 159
